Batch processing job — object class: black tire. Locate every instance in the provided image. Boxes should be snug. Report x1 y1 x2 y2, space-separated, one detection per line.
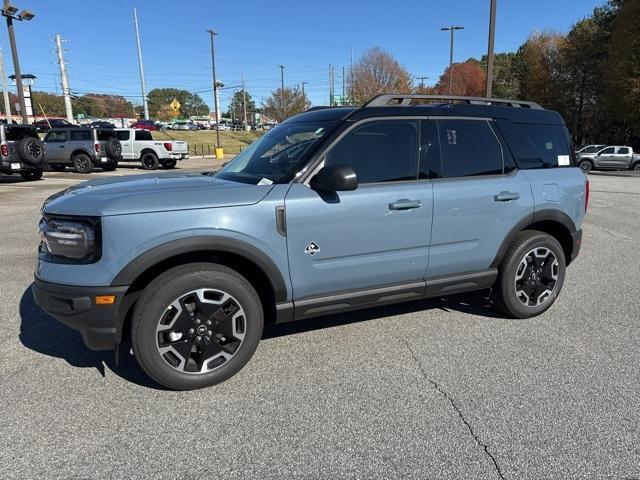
141 152 159 170
19 168 43 181
104 138 122 158
493 230 566 319
49 163 66 172
72 153 93 174
17 136 45 166
131 263 264 390
578 159 593 174
160 159 177 169
632 163 640 175
101 160 118 172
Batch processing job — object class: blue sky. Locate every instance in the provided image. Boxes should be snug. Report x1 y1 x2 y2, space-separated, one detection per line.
5 0 602 112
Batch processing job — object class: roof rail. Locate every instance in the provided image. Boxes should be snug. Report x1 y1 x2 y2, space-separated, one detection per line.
364 94 543 110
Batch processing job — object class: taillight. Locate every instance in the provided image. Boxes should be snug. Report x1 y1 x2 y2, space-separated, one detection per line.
585 179 590 212
94 143 101 153
163 142 172 151
0 144 8 156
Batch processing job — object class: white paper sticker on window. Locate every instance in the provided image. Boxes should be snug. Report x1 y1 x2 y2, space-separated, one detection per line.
446 129 457 145
545 142 554 150
558 155 570 166
257 178 274 186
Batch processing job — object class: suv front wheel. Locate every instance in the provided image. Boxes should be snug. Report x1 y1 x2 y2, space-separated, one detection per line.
72 153 93 174
493 230 566 318
131 263 264 390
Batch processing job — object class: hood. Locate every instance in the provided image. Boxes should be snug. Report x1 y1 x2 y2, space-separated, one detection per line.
43 171 274 217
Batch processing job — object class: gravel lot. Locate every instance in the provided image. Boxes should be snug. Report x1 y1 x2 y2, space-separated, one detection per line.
1 162 638 480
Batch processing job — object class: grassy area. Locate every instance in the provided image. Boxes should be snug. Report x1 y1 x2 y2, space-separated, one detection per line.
152 130 262 156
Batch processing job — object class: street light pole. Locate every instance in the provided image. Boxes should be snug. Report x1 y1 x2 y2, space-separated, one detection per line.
486 0 497 98
2 1 32 124
301 81 308 96
279 65 285 90
207 29 220 149
441 25 464 96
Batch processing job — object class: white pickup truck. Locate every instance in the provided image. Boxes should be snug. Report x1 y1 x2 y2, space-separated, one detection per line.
114 128 189 170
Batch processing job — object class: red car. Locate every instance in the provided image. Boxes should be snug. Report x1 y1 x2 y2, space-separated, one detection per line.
131 120 161 131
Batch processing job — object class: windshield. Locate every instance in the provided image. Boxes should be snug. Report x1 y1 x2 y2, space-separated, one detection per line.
581 145 602 153
216 122 335 185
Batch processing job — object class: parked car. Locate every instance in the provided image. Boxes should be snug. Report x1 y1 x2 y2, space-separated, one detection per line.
576 145 640 173
43 127 122 173
132 120 162 132
170 121 198 131
115 128 189 169
0 124 45 180
32 118 77 133
89 120 116 129
33 94 587 390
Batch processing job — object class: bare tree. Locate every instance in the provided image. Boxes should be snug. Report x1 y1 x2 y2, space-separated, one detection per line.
349 47 413 104
261 87 310 123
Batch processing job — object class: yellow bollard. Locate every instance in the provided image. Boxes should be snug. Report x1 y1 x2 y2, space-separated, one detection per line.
215 147 224 159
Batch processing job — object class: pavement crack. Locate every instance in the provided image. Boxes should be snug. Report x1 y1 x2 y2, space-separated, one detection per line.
403 339 506 480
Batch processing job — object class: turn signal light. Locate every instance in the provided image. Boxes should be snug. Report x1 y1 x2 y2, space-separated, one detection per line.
95 295 116 305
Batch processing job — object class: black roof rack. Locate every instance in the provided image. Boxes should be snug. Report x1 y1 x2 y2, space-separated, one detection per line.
364 94 543 110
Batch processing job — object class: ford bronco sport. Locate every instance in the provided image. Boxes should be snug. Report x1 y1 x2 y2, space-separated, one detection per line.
0 124 45 180
44 127 122 173
33 94 587 390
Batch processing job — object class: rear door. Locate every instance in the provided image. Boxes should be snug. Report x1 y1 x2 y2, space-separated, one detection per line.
612 147 633 169
427 117 534 278
116 130 134 159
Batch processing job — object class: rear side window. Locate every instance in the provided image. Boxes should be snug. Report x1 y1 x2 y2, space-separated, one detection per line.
45 130 67 142
96 129 115 141
135 130 153 141
433 119 502 178
70 130 91 141
5 126 38 141
325 120 418 183
116 130 130 141
618 147 630 154
496 120 572 169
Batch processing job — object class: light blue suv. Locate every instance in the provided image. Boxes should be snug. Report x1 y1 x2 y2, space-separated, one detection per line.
33 95 588 390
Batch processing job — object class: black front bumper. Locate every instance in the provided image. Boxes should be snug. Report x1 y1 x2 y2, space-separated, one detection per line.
32 278 128 351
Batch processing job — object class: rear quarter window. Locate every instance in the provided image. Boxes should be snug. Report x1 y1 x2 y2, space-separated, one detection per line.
5 126 38 141
495 120 573 169
96 129 116 141
135 130 153 141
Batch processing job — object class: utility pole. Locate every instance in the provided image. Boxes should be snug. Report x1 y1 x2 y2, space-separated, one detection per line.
279 64 285 90
329 64 334 105
133 7 149 120
207 29 221 148
441 25 464 96
486 0 497 98
342 66 345 106
301 81 308 97
350 48 354 104
54 34 73 123
0 48 11 123
417 76 429 89
241 72 247 126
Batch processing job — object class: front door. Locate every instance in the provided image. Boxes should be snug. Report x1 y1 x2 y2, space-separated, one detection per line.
284 119 433 300
595 146 617 168
44 129 68 161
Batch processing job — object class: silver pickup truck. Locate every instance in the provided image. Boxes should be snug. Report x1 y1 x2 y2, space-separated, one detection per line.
115 128 189 170
577 145 640 174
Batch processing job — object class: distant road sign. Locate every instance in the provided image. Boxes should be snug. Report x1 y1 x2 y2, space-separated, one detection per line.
170 99 181 112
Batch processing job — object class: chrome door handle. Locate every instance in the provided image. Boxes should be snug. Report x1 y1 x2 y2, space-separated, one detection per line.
389 199 422 210
494 191 520 202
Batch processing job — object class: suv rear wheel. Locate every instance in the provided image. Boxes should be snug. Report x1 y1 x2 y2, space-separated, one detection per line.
19 168 43 181
493 230 566 318
72 153 93 174
578 159 592 174
131 263 264 390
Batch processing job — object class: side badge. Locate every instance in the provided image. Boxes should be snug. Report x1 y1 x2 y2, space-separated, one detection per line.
304 242 320 256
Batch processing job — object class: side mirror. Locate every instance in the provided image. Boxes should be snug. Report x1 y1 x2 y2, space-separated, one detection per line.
310 164 357 192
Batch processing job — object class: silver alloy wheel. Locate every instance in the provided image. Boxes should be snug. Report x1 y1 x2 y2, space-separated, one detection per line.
155 288 246 374
514 247 559 307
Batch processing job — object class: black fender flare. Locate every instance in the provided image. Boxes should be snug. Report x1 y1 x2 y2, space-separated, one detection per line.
490 209 577 268
111 235 288 303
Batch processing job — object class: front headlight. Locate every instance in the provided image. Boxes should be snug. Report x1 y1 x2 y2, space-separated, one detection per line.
38 215 100 263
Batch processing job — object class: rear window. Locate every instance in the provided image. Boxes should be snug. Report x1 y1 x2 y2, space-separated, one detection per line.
5 126 38 141
135 130 153 141
96 129 116 140
496 120 573 169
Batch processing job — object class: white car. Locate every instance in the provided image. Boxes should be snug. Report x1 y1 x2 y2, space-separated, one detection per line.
115 128 189 170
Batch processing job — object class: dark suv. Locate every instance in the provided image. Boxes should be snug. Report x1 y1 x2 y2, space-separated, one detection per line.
0 124 45 180
43 127 122 173
34 94 587 390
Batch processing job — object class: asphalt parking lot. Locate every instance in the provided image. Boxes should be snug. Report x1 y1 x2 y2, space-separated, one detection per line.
1 163 639 479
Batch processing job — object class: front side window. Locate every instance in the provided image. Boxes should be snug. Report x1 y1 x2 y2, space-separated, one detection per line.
216 122 335 185
600 147 615 155
435 119 502 178
617 147 630 155
45 130 67 142
325 120 418 183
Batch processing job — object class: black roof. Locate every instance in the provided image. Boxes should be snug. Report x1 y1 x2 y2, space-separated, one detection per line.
286 95 564 125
